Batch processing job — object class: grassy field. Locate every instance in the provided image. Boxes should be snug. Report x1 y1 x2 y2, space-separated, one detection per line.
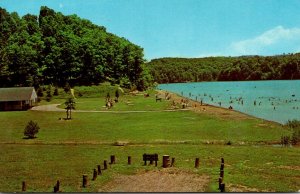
0 86 299 192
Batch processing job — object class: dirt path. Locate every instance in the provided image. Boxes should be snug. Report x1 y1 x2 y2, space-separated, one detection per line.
99 168 210 192
31 104 64 112
30 104 189 113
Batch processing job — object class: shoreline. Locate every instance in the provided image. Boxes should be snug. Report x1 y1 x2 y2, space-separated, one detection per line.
157 89 282 126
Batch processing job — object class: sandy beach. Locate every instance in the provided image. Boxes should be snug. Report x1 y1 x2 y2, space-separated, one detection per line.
157 89 280 125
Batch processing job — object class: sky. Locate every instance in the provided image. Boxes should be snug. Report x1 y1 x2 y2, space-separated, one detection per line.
1 0 300 60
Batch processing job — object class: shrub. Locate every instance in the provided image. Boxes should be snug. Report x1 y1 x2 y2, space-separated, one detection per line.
281 135 290 147
53 87 59 96
285 119 300 129
24 120 40 139
45 85 53 102
291 128 300 145
37 87 44 97
64 83 71 93
226 140 232 145
283 119 300 145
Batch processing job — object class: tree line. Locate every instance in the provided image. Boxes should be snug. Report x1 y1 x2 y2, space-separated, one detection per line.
0 6 152 90
147 54 300 83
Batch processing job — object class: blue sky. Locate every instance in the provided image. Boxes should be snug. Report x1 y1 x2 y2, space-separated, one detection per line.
1 0 300 60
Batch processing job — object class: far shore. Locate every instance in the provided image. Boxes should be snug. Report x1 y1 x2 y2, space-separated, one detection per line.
157 89 282 126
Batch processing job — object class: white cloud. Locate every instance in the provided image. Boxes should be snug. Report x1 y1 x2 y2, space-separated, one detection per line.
229 26 300 56
59 3 64 8
197 26 300 57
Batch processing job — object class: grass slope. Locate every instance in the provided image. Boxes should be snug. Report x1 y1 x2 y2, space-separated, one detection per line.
0 87 299 192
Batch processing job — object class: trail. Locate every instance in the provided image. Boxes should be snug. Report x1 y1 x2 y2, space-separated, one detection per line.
31 104 189 113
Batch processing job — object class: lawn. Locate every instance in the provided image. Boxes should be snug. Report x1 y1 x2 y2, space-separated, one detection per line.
0 87 299 192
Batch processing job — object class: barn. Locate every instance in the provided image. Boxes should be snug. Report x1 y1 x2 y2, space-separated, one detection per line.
0 87 38 111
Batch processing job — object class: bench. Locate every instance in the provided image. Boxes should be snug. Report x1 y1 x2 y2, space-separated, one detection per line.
143 153 158 166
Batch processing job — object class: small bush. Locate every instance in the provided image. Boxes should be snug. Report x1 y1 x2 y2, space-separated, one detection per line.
291 128 300 145
53 87 59 96
46 85 52 102
285 119 300 129
281 135 290 147
24 120 40 139
226 140 232 145
37 87 44 97
64 83 71 93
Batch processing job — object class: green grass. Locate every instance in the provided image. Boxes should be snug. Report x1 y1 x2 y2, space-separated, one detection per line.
0 144 298 192
0 110 290 144
0 87 299 192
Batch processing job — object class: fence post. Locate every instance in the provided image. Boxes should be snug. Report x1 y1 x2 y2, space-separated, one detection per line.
162 155 170 168
220 169 224 178
92 169 97 180
110 155 116 164
82 174 88 188
195 158 200 168
97 165 102 175
220 183 225 192
143 154 147 165
54 180 60 193
220 163 224 170
104 160 108 170
171 157 175 167
218 177 222 190
128 156 131 165
22 181 26 192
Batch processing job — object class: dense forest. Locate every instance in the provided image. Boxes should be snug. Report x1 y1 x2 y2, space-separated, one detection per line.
0 6 152 90
147 54 300 83
2 6 300 89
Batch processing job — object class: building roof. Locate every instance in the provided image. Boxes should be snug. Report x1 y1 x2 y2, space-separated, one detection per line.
0 87 37 102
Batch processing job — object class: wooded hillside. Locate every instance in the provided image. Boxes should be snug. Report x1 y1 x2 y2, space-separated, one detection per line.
0 6 151 90
147 54 300 83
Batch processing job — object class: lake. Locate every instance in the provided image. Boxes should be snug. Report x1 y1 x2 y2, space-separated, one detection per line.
158 80 300 124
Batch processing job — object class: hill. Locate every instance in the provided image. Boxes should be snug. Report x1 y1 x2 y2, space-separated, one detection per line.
0 6 151 90
147 54 300 83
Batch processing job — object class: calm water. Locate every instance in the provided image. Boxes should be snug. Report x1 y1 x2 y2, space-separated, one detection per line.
158 80 300 124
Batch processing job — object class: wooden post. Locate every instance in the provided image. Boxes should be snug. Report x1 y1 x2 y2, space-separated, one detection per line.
56 180 60 192
54 180 60 193
221 158 224 164
97 165 102 175
82 174 88 188
110 155 116 164
150 159 154 165
155 154 158 166
218 177 222 190
195 158 200 168
93 169 97 180
220 163 224 170
22 181 26 192
104 160 107 170
220 169 224 178
162 155 170 168
171 157 175 167
128 156 131 165
220 183 225 192
143 154 147 165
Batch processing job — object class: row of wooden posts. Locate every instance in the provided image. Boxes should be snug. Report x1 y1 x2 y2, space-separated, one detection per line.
21 155 225 192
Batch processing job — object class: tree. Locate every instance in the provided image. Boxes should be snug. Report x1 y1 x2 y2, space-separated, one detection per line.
24 120 40 139
65 98 75 120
